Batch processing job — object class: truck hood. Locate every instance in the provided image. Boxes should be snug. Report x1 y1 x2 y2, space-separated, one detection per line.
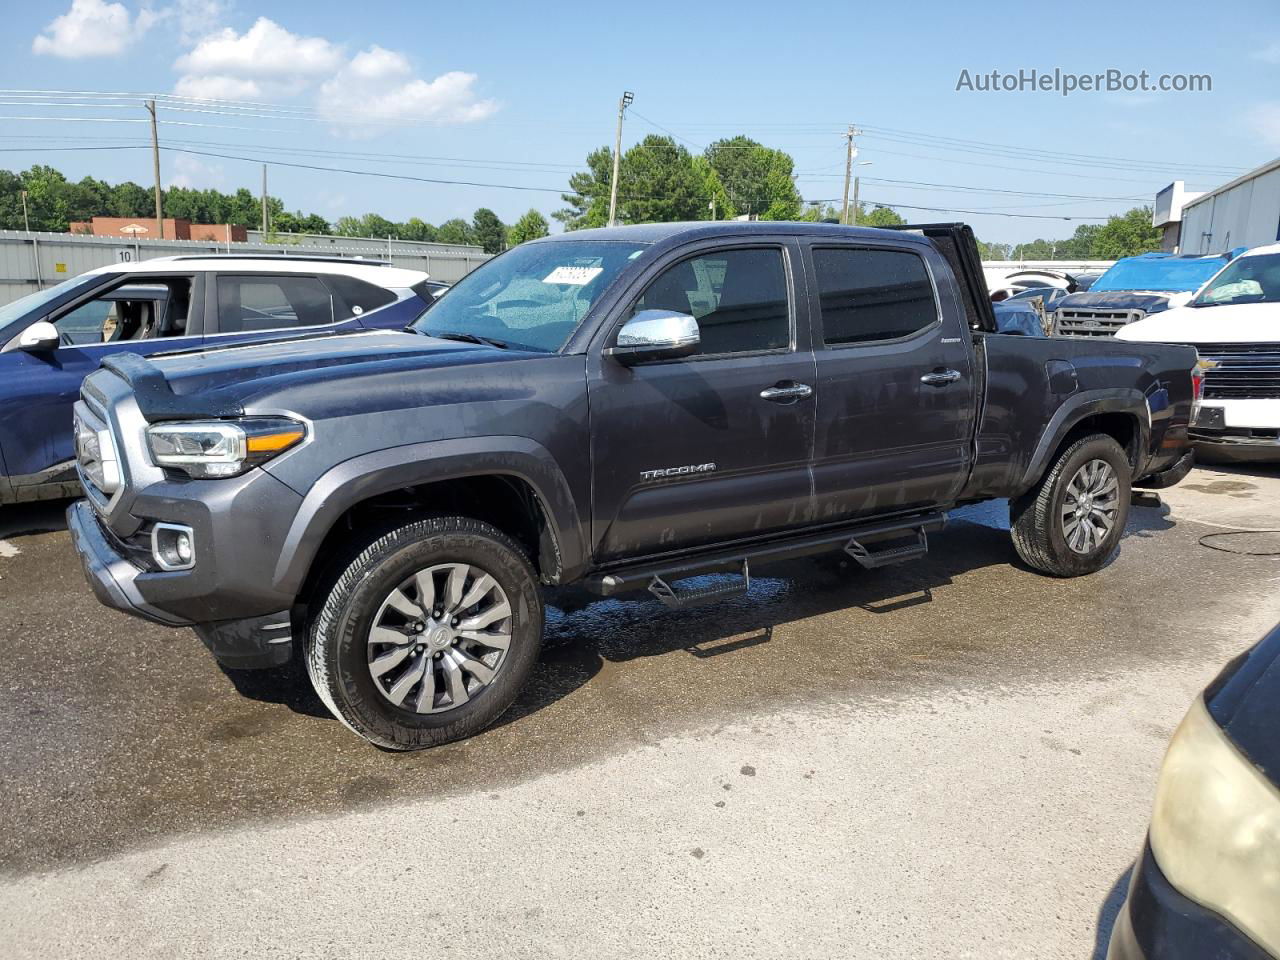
1115 303 1280 345
146 329 516 397
1054 291 1175 313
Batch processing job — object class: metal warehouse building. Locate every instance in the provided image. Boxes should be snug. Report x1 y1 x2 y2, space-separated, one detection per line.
1175 156 1280 254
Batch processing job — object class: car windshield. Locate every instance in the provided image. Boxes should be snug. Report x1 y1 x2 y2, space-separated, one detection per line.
411 240 648 352
1091 256 1227 293
1008 286 1054 300
1191 253 1280 307
0 275 98 330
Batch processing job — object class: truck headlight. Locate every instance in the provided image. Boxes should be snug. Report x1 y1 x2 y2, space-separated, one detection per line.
1149 695 1280 955
146 418 305 479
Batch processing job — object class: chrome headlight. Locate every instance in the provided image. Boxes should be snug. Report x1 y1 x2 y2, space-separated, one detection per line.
145 418 305 479
1149 695 1280 955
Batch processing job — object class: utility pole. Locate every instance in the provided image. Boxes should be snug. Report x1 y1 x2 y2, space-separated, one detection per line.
852 175 861 225
20 190 30 232
145 99 163 239
608 91 634 227
261 164 269 236
840 125 859 225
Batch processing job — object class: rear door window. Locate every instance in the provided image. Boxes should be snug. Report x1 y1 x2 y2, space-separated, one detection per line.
812 247 939 345
215 275 336 333
323 275 398 317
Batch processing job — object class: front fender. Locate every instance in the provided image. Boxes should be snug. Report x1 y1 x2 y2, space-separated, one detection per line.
271 435 587 594
1018 388 1151 492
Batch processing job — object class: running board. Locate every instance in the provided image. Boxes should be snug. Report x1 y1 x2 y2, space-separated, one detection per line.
584 512 947 598
648 561 750 610
844 528 929 569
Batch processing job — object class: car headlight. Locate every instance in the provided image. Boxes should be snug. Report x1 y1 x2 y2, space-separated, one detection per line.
146 418 306 479
1149 695 1280 955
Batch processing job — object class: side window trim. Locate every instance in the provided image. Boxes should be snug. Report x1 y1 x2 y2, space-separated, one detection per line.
208 272 340 337
808 243 944 350
614 242 798 363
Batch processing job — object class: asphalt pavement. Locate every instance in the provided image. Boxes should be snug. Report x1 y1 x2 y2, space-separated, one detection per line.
2 464 1279 958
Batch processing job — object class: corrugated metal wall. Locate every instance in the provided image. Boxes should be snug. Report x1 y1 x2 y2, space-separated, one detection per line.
1179 166 1280 254
0 230 492 306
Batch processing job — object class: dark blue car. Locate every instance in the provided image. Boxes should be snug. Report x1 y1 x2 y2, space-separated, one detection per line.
0 255 434 505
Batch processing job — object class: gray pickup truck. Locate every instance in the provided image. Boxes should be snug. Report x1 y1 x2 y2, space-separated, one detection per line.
67 222 1199 750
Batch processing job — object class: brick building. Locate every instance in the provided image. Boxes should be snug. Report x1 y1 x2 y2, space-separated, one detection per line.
68 217 247 243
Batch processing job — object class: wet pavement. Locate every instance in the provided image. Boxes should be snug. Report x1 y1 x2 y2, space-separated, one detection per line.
2 464 1280 957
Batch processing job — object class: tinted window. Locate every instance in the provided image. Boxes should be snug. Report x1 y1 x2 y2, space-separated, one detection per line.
324 275 397 317
216 275 335 332
813 248 937 345
635 248 789 356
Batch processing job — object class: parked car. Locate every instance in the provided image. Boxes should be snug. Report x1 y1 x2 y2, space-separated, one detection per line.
1052 251 1238 337
988 269 1076 302
0 255 435 505
1108 622 1280 960
992 287 1069 336
67 221 1198 750
1117 243 1280 462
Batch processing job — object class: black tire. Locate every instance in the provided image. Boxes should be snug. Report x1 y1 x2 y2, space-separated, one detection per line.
1010 433 1131 577
306 516 543 750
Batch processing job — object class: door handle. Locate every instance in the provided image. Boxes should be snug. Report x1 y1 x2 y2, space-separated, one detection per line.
920 369 962 387
759 382 813 402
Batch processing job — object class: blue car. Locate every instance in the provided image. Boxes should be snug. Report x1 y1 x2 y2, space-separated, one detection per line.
0 255 434 505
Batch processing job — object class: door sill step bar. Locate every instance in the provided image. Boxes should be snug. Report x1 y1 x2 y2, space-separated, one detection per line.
584 512 947 599
648 561 750 610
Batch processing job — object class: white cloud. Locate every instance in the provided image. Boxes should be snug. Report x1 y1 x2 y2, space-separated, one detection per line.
1255 42 1280 64
171 0 228 43
318 46 498 132
1249 103 1280 149
174 73 262 100
174 17 343 96
167 152 225 189
32 0 155 58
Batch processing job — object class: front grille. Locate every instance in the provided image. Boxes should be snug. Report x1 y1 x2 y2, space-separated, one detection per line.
1054 308 1146 337
1195 343 1280 400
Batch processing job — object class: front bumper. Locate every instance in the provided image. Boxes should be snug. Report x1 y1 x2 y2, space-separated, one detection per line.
1108 842 1274 960
67 499 294 669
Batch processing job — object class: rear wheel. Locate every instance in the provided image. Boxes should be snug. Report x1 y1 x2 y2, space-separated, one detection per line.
306 516 543 750
1010 433 1131 577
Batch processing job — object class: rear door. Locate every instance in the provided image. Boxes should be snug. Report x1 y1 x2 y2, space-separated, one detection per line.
804 240 975 520
587 239 817 562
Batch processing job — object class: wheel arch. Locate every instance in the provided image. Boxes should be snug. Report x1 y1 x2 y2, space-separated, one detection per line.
1018 390 1150 494
272 436 587 601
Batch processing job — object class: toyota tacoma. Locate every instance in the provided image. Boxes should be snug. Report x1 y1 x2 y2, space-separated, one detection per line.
67 222 1200 750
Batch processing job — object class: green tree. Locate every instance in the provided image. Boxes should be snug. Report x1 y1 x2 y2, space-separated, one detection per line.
1089 207 1160 259
704 136 802 220
508 209 550 245
436 218 475 246
616 135 707 224
108 180 153 218
398 217 437 242
857 204 906 227
555 146 613 230
471 207 507 253
358 212 398 238
333 215 363 237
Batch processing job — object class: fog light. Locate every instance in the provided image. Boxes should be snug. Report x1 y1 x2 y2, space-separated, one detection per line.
152 523 196 571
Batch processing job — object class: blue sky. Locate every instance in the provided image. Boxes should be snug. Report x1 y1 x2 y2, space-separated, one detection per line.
4 0 1280 243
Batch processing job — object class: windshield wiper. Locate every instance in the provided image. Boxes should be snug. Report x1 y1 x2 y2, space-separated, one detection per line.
424 330 511 349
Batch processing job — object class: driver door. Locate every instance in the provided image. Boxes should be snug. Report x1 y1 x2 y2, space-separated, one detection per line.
587 240 817 562
0 276 202 492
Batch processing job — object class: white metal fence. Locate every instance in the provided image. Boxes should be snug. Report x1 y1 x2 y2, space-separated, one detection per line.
0 230 492 306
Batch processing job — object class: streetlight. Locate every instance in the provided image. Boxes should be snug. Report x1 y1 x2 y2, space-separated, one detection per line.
608 91 634 227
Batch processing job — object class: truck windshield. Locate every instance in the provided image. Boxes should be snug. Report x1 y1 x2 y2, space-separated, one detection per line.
1191 252 1280 307
411 240 648 352
1090 256 1228 293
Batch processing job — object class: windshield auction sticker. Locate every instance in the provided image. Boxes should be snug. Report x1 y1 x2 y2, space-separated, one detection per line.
543 265 604 285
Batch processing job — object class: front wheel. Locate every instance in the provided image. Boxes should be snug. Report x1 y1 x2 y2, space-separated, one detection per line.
306 516 544 750
1010 433 1131 577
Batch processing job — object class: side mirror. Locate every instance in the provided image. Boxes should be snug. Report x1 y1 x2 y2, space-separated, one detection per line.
1167 291 1194 309
17 320 59 352
605 309 700 366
